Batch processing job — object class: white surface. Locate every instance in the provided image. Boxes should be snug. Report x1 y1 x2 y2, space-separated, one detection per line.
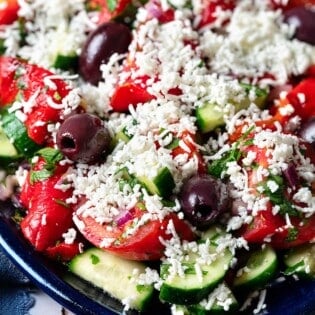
30 291 74 315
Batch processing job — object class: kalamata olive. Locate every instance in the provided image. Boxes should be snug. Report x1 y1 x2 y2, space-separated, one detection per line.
179 174 230 230
299 116 315 148
79 22 132 85
284 6 315 45
56 113 111 164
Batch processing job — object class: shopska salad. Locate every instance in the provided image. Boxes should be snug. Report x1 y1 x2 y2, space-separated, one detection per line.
1 0 315 313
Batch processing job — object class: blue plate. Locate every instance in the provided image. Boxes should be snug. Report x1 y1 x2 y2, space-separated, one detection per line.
1 200 315 315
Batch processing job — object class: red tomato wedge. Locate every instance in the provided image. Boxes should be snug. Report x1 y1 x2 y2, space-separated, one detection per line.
88 0 133 24
0 56 74 144
110 76 156 112
76 210 195 260
198 0 235 28
45 242 81 261
20 160 74 251
0 0 19 25
271 215 315 249
286 77 315 121
242 205 285 244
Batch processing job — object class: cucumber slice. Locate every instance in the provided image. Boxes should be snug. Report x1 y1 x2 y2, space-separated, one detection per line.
187 284 238 315
196 84 267 133
159 245 233 305
0 125 21 167
0 126 19 159
233 245 277 291
284 243 315 278
1 109 41 157
196 103 225 134
68 247 154 311
53 53 78 70
138 166 175 198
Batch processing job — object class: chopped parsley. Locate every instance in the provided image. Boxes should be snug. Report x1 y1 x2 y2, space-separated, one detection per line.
286 227 299 242
208 146 241 178
90 253 100 265
106 0 117 12
30 148 63 184
262 174 299 217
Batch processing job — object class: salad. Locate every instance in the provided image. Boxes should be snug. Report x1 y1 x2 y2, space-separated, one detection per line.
1 0 315 313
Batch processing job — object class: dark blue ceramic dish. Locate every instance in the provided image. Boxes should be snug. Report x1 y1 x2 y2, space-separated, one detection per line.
1 200 315 315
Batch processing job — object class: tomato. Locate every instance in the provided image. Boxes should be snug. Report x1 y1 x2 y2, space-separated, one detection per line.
242 206 285 244
198 0 235 29
76 206 195 260
45 242 81 261
286 78 315 121
305 65 315 77
271 215 315 249
145 0 175 24
171 130 206 173
0 56 74 144
0 0 19 25
110 76 155 112
0 56 19 106
88 0 133 24
20 160 74 251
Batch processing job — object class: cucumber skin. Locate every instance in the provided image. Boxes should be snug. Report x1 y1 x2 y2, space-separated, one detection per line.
68 248 154 311
160 280 221 306
233 246 278 291
138 166 175 198
284 244 315 279
1 110 41 157
53 54 78 70
159 250 232 305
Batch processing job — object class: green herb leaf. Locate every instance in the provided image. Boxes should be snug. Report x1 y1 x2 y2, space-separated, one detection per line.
286 227 299 242
106 0 117 12
90 254 100 265
262 174 299 217
30 169 53 184
284 260 305 276
37 147 63 165
208 146 241 178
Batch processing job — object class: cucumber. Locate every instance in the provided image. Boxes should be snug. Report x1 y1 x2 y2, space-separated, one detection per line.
137 166 175 198
233 245 277 291
159 239 233 305
186 284 238 315
196 84 267 133
0 126 20 159
53 53 78 70
115 126 133 144
1 109 41 157
284 243 315 278
68 247 154 311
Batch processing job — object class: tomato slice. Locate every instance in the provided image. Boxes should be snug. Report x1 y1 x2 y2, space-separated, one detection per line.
242 204 285 243
0 56 73 144
271 215 315 249
45 242 81 261
88 0 132 24
76 210 195 260
0 56 19 106
110 76 156 112
145 0 175 24
171 130 206 173
198 0 235 28
20 160 74 251
286 78 315 121
0 0 19 25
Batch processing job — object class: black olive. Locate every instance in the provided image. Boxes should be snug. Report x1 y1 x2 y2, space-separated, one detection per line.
56 113 111 164
79 22 132 85
179 174 230 230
